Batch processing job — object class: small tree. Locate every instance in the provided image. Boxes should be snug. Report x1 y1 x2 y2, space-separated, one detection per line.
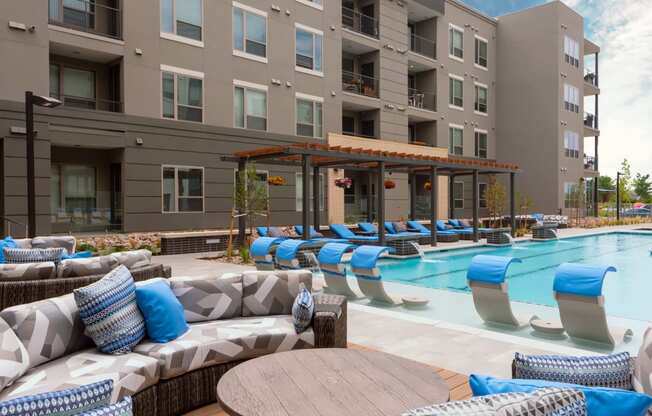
516 191 533 229
618 159 633 204
569 179 586 226
633 173 652 202
484 175 506 227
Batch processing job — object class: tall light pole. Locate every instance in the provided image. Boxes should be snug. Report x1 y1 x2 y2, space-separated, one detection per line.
616 171 621 221
25 92 61 237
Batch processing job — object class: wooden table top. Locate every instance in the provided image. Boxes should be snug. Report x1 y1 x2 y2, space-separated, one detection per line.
217 348 450 416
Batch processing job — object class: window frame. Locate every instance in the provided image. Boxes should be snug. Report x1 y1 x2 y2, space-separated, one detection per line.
474 35 488 70
564 35 580 68
295 23 324 77
474 83 488 115
479 182 488 208
160 0 204 47
50 163 98 211
449 24 464 61
296 0 323 11
295 92 324 139
161 165 205 214
449 74 464 110
233 79 269 131
453 181 464 209
295 172 326 212
564 182 578 209
232 2 268 63
49 62 98 109
474 129 488 159
160 65 205 123
563 83 580 113
563 130 580 159
449 124 464 156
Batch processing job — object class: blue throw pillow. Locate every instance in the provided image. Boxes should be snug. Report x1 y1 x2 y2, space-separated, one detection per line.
63 250 94 260
136 280 188 343
292 285 314 333
0 237 17 263
470 374 652 416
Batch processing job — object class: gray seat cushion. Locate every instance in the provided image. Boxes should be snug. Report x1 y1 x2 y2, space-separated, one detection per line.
31 236 76 254
110 250 152 269
57 255 119 278
0 262 57 281
0 317 29 391
170 274 243 323
133 315 314 379
242 271 312 317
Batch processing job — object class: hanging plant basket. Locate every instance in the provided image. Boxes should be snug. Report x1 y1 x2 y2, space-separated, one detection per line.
424 181 432 191
267 176 286 186
335 177 353 189
384 180 396 190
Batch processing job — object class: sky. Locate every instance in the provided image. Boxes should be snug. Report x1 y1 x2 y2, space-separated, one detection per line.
463 0 652 178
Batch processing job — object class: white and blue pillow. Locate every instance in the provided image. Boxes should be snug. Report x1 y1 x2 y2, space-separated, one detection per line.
74 265 145 354
292 285 314 333
76 396 133 416
3 247 66 264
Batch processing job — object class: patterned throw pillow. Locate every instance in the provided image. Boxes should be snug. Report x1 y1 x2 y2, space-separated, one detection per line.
0 317 29 392
76 396 133 416
403 395 494 415
170 274 243 323
267 227 288 237
393 222 409 233
242 270 312 317
513 352 633 390
634 327 652 395
74 266 145 354
3 247 66 264
292 285 314 333
0 379 113 416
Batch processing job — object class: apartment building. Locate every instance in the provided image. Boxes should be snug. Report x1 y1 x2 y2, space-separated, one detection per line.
0 0 599 236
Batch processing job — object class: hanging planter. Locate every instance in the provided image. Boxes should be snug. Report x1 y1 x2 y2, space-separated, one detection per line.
424 181 432 191
267 176 286 186
384 180 396 190
335 177 353 189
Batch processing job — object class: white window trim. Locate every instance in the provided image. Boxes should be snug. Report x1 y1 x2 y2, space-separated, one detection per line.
160 0 205 47
161 165 205 214
161 67 205 123
474 129 488 158
295 93 324 139
449 74 464 111
296 0 323 11
474 34 489 70
160 64 205 79
474 83 488 116
232 2 269 64
233 79 269 131
453 181 465 209
448 23 464 62
449 124 464 156
449 123 465 129
233 79 268 91
296 92 324 103
474 81 488 89
295 23 324 77
295 172 326 212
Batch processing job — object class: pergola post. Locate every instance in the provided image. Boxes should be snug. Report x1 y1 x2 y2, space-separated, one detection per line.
302 155 311 240
237 159 247 247
367 172 373 222
510 172 516 237
312 166 320 235
409 172 416 220
449 175 455 219
377 162 386 246
430 166 438 246
472 170 479 242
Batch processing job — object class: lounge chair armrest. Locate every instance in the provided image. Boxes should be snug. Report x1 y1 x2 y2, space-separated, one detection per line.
313 294 347 348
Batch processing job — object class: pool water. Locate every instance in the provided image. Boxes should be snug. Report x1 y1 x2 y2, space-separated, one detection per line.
354 232 652 322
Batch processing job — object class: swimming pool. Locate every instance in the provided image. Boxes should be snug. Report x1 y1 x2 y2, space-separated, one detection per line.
365 232 652 322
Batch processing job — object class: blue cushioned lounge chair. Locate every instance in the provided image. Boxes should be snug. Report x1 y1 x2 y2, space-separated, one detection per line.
357 222 378 234
294 225 323 238
350 245 403 305
317 242 363 299
330 224 383 242
467 255 537 328
275 239 311 269
553 263 633 347
250 237 284 270
406 221 461 243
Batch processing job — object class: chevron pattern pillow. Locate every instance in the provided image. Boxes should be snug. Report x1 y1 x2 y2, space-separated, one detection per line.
3 247 66 264
76 396 133 416
74 265 145 354
513 352 633 390
292 285 314 333
0 379 113 416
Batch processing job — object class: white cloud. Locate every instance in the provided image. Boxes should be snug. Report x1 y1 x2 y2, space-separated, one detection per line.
571 0 652 177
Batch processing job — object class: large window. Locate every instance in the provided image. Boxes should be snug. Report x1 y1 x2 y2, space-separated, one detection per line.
449 125 464 156
296 94 323 138
296 24 323 74
564 182 578 209
234 81 268 130
50 64 96 109
479 183 488 208
564 83 580 113
474 36 487 68
474 84 487 114
233 3 267 60
564 130 580 158
162 67 204 122
449 76 463 109
453 182 464 209
161 0 203 42
449 24 464 60
296 173 325 211
50 164 97 213
475 131 488 159
162 166 204 213
564 35 580 68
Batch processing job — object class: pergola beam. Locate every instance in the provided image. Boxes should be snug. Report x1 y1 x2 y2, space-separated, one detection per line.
313 165 320 235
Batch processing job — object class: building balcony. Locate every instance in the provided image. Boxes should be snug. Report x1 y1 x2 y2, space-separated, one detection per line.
408 88 436 112
409 33 436 60
48 0 122 40
342 71 379 98
342 6 379 39
584 70 600 96
583 112 600 137
52 94 123 113
583 155 597 172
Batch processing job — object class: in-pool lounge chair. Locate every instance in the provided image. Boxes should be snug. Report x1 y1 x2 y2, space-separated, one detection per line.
250 237 284 270
467 255 537 328
351 245 403 305
275 239 311 269
553 263 633 347
448 219 494 237
330 224 384 242
256 226 294 239
318 242 364 299
405 221 460 243
293 225 348 243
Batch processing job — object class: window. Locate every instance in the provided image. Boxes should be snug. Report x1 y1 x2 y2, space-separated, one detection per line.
296 94 323 138
162 67 203 122
449 76 463 109
479 183 487 208
161 0 203 42
475 37 487 68
50 164 97 213
474 84 487 114
52 0 95 29
449 24 464 60
449 125 464 156
49 64 96 109
453 182 464 209
296 173 325 211
49 64 60 99
296 0 323 10
475 131 488 158
564 130 580 158
564 83 580 113
233 3 267 60
564 35 580 68
162 166 204 213
234 81 268 130
296 25 323 74
564 182 578 209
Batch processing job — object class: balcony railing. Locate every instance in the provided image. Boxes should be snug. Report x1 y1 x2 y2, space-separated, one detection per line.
584 70 598 87
48 0 122 39
342 6 379 39
343 131 377 140
584 155 597 171
409 33 437 60
342 71 379 98
408 88 436 112
52 94 123 113
584 112 598 129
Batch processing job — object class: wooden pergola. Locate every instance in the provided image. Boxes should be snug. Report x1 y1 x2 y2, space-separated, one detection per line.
225 143 520 246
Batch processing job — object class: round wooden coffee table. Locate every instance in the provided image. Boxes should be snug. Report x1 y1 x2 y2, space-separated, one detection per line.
217 348 449 416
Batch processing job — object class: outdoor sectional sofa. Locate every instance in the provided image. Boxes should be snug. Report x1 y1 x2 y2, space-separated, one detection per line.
0 269 347 416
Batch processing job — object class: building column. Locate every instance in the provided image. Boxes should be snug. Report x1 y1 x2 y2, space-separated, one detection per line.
409 172 416 220
594 52 600 217
302 155 311 241
237 159 247 246
313 166 320 234
430 166 438 246
367 172 373 222
472 170 479 242
377 162 385 246
510 172 516 237
449 175 455 219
